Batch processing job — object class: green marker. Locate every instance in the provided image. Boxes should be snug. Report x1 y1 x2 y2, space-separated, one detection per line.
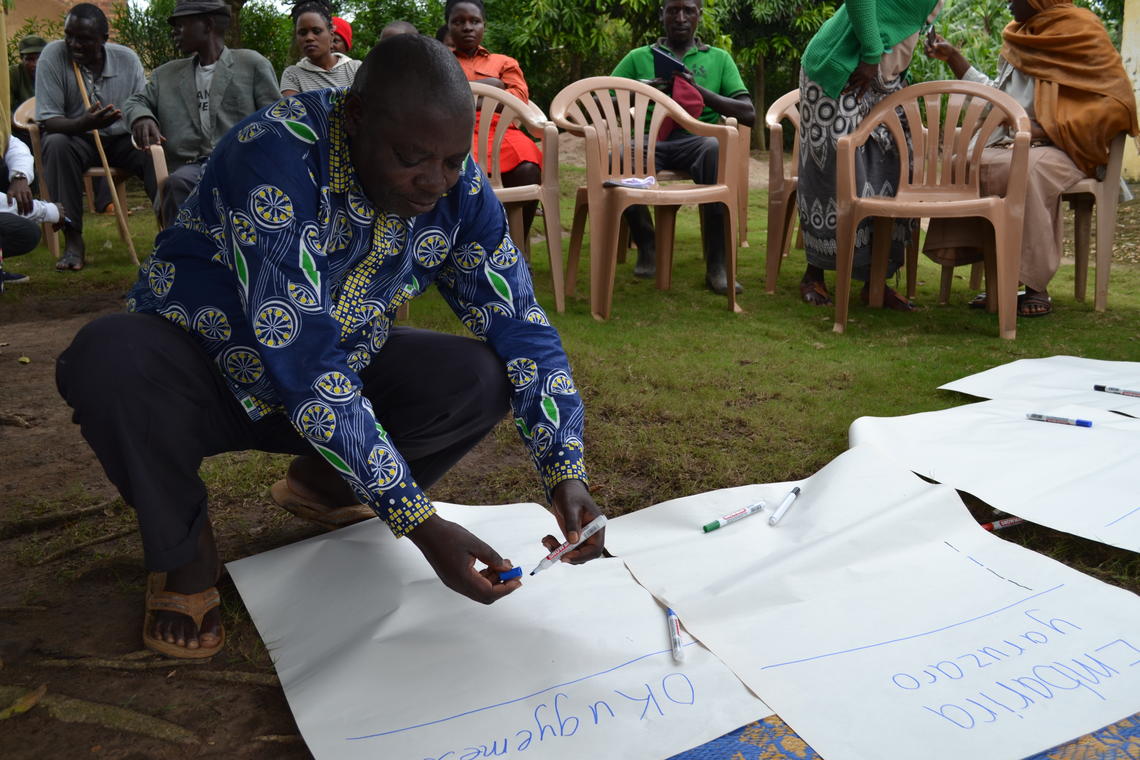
702 501 766 533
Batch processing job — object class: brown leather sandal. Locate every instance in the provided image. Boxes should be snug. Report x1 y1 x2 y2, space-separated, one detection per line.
142 572 225 659
799 279 833 306
269 479 375 530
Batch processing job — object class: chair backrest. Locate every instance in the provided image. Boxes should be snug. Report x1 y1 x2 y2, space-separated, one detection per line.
839 79 1031 204
469 82 550 189
12 97 35 130
765 89 800 193
549 76 731 182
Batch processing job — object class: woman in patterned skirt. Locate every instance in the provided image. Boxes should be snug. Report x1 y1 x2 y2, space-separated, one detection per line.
796 0 942 309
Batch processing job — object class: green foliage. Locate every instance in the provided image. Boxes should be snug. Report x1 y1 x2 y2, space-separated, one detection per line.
239 0 296 77
909 0 1125 85
337 0 446 57
109 0 179 72
6 16 64 68
504 0 656 108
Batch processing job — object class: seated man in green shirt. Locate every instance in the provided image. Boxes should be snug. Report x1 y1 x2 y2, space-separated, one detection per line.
611 0 754 295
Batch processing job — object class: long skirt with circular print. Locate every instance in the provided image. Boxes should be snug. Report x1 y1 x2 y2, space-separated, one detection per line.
796 67 915 282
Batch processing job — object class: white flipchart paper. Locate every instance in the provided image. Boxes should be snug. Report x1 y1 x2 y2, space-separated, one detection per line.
939 355 1140 417
227 502 768 760
603 446 1140 760
848 399 1140 552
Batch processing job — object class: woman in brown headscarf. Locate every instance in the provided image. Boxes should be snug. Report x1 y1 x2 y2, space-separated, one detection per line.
923 0 1137 317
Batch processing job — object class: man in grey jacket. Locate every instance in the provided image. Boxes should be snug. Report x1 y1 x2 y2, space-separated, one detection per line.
124 0 279 227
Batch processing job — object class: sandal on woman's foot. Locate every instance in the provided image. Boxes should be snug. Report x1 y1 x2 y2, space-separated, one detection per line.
55 251 84 271
1018 291 1052 317
861 284 917 312
142 572 225 659
968 292 988 309
800 279 832 306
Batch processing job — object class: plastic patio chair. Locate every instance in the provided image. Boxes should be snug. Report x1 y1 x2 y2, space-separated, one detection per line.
12 97 59 260
1061 132 1127 312
549 76 743 320
833 79 1032 340
467 83 565 313
763 89 801 294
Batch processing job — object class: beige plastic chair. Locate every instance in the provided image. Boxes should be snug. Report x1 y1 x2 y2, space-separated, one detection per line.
12 97 59 260
148 144 170 230
468 82 565 313
549 76 742 320
834 80 1031 340
1062 132 1127 312
16 96 147 265
763 89 800 294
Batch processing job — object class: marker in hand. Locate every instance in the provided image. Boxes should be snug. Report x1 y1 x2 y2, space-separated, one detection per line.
768 487 801 527
529 515 607 575
702 500 765 533
1026 413 1092 428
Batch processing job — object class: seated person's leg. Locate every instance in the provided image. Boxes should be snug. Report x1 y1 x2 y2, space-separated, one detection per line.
41 132 94 269
500 160 540 242
159 163 205 229
623 205 657 278
656 134 741 294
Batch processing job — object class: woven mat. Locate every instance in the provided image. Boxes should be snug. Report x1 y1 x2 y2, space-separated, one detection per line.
669 712 1140 760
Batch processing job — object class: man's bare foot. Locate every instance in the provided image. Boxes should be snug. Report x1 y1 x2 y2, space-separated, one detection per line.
56 228 85 271
149 522 223 652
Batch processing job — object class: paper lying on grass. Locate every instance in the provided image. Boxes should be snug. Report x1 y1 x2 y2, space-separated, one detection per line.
939 356 1140 417
848 399 1140 552
227 502 768 760
604 446 1140 760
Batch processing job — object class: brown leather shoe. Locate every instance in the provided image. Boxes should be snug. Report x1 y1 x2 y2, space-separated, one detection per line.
269 455 374 530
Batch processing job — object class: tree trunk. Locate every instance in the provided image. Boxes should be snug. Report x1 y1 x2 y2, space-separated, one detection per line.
226 0 246 48
752 58 766 151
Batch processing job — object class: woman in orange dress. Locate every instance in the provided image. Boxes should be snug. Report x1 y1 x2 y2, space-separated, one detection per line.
446 0 542 236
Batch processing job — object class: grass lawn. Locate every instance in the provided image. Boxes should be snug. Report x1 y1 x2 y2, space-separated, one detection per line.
3 172 1138 596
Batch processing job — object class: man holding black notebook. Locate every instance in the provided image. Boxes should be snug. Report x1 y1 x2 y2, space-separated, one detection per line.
611 0 754 295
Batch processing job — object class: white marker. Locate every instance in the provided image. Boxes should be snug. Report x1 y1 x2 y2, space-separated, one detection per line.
529 515 607 575
666 608 685 663
768 487 801 527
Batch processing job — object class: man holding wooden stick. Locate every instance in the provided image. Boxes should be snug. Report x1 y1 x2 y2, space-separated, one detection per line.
35 2 153 271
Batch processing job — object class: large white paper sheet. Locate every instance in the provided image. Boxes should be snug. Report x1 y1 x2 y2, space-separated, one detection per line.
848 399 1140 551
604 447 1140 760
228 502 768 760
939 355 1140 417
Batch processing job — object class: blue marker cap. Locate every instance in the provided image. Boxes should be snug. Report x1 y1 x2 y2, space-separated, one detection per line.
498 566 523 582
1076 419 1093 428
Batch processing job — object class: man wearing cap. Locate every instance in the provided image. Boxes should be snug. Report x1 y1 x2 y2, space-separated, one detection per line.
36 2 152 271
331 16 353 55
124 0 279 227
10 36 46 116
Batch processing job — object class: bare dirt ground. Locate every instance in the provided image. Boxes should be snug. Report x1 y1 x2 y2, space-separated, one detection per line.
1 169 1136 758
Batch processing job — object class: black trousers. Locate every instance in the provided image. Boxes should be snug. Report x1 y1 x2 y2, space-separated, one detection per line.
0 158 42 256
41 132 155 232
56 313 512 571
624 132 727 258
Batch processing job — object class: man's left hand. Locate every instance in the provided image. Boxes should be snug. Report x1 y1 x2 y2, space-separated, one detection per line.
543 479 605 564
6 177 33 215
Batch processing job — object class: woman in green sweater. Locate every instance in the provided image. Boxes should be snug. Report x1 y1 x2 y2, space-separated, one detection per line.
797 0 941 309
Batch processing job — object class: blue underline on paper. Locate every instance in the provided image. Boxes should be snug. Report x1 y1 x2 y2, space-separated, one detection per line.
344 640 698 741
759 584 1065 670
1104 505 1140 528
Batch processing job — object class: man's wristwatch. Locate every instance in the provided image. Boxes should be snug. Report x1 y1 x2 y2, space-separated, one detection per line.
9 171 28 183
